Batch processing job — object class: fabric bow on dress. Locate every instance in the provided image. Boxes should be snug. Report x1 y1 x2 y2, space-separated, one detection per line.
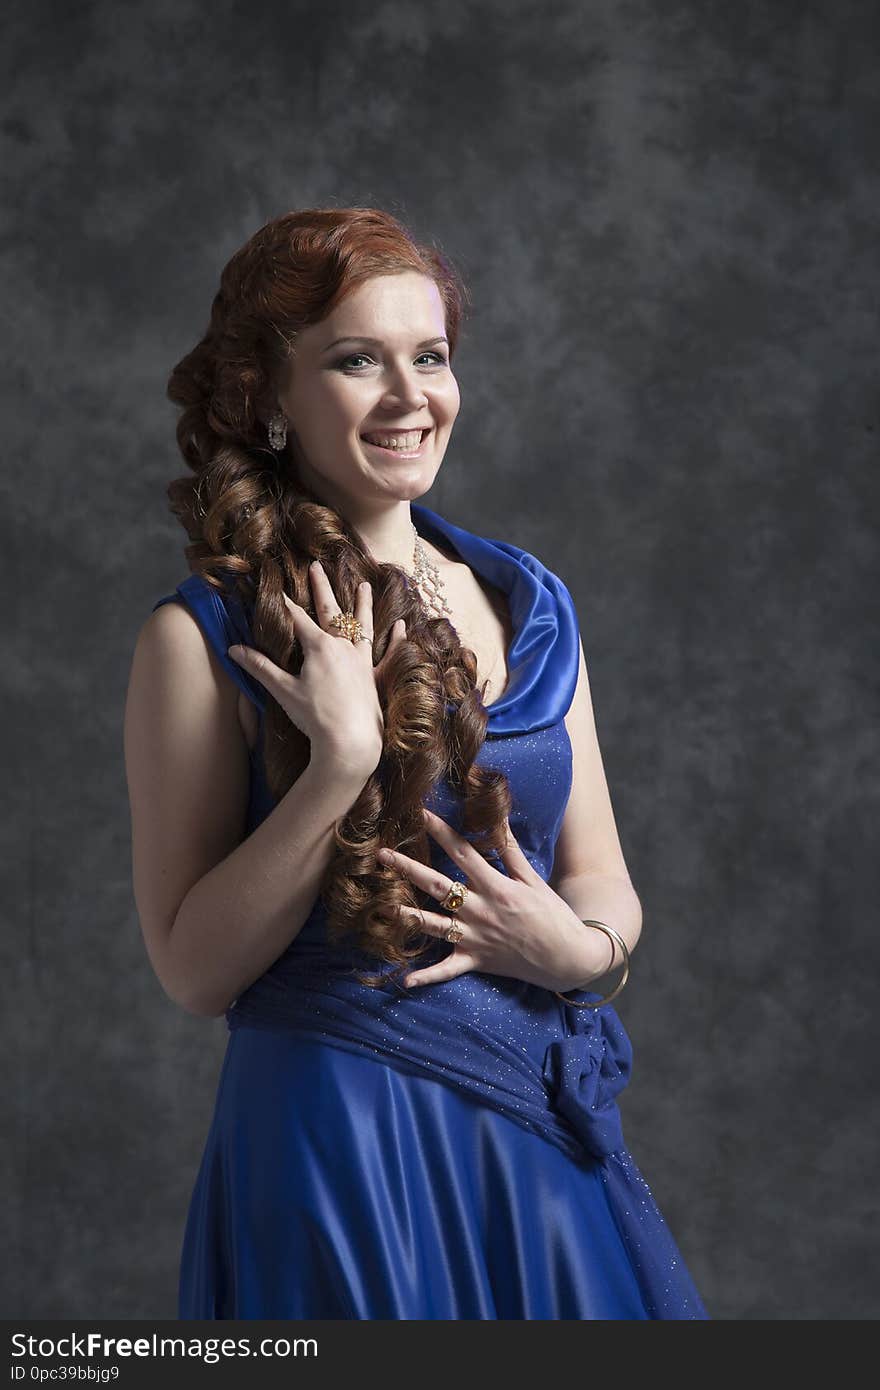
542 1004 634 1161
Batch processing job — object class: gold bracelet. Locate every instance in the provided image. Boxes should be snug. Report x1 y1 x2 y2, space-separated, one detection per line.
554 919 631 1008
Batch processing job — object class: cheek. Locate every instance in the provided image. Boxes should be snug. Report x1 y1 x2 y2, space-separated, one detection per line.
303 378 369 434
436 377 461 425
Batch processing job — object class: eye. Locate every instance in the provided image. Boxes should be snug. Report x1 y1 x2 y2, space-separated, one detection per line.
337 353 374 370
335 351 449 372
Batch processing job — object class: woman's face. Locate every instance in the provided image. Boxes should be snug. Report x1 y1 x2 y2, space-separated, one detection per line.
276 270 461 511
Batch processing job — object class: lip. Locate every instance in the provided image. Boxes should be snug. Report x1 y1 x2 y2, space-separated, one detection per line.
360 426 432 458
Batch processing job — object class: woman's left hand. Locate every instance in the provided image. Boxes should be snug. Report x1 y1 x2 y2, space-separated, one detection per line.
377 807 610 991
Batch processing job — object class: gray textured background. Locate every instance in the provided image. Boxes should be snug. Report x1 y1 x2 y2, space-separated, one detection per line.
4 0 878 1320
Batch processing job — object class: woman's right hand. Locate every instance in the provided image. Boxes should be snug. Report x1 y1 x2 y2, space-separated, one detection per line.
227 559 406 779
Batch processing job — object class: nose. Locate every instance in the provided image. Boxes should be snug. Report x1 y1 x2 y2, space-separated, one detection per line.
379 364 429 413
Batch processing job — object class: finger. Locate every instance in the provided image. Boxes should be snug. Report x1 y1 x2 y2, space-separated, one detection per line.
376 845 456 901
404 952 476 989
373 618 406 679
227 643 299 707
421 806 496 892
396 904 473 939
305 559 351 634
353 579 376 659
307 562 376 654
495 813 540 882
280 588 326 649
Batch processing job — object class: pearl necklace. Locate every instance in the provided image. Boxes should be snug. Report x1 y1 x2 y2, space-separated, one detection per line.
407 522 506 699
408 522 453 621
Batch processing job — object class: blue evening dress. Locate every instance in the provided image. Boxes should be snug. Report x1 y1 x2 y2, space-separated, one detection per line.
153 501 709 1320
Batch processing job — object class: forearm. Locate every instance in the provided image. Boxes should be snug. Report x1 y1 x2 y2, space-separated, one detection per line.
163 753 369 1017
551 873 643 992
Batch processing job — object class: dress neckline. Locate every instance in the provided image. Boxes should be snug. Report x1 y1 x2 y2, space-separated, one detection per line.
412 508 514 711
410 502 579 734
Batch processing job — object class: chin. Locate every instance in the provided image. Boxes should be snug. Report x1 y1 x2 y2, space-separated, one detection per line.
379 472 439 501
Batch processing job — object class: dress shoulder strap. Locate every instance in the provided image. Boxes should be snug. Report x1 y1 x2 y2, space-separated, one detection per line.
152 573 267 713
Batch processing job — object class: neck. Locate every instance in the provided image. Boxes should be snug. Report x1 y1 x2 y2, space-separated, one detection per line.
349 502 419 570
290 455 422 569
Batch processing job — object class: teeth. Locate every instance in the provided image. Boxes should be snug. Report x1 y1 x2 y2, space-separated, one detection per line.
362 430 425 450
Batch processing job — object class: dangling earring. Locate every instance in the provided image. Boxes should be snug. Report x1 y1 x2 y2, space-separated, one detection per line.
268 411 288 451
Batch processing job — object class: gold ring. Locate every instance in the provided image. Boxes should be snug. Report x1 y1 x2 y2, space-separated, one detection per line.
328 610 364 643
440 880 468 913
444 921 464 945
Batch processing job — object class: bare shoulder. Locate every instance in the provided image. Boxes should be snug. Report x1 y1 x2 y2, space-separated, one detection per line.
124 598 249 820
123 599 251 1006
139 602 260 749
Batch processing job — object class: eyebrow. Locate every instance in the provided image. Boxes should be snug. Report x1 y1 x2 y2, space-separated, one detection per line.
321 335 449 354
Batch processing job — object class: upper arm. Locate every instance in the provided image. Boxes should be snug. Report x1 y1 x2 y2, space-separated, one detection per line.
123 599 251 1005
550 633 635 890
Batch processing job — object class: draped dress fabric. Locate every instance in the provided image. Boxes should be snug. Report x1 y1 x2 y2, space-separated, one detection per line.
153 501 709 1320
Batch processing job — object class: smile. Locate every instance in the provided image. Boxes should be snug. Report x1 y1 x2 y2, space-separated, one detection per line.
360 427 432 457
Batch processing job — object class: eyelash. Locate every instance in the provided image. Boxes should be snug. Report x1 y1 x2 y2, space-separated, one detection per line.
336 351 449 372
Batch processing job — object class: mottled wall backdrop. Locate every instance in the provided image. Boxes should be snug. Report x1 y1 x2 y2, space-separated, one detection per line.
4 0 877 1320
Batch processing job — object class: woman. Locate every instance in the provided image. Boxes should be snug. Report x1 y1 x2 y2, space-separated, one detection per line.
124 206 709 1320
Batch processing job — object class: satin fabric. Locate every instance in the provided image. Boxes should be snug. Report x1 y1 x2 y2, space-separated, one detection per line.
154 502 709 1319
181 1031 649 1319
